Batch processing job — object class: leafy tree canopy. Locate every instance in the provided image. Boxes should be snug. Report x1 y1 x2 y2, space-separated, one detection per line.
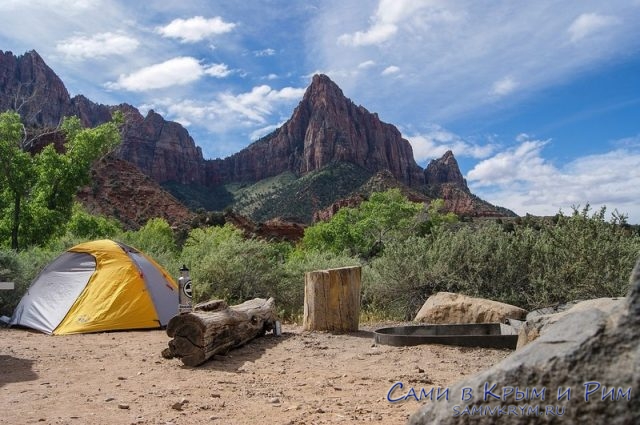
301 189 451 258
0 111 121 250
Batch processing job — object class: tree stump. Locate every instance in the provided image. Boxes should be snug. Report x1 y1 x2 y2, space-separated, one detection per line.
162 297 277 366
303 266 361 332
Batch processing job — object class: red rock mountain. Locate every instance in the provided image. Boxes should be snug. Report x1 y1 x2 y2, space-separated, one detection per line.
0 49 462 190
76 156 194 230
0 49 514 222
214 74 425 186
0 50 71 127
0 50 207 186
425 150 467 188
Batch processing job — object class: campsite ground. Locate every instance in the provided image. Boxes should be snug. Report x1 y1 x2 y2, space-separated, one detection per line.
0 323 510 425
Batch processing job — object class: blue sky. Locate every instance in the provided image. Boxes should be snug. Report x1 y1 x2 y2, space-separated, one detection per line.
1 0 639 222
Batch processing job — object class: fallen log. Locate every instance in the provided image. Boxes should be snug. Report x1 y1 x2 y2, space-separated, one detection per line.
162 297 278 366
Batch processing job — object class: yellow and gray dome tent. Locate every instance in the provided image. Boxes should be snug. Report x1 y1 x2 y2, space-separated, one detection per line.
10 239 178 335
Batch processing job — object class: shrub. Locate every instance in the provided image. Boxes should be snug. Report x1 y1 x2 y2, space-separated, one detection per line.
363 235 459 320
180 224 288 307
364 206 640 319
301 189 424 258
119 218 180 275
524 206 639 307
66 203 122 239
0 249 22 316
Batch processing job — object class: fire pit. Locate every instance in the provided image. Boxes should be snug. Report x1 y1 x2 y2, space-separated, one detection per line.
373 323 518 349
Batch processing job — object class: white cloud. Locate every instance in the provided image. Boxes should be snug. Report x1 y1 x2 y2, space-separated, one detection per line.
466 136 640 222
156 16 236 43
568 13 616 43
467 139 554 187
56 32 139 59
254 48 276 57
612 134 640 148
142 85 306 140
358 60 376 69
337 0 429 46
0 0 92 12
406 125 497 164
106 57 230 91
491 76 518 96
381 65 400 75
338 23 397 47
250 123 282 141
312 1 640 126
204 63 232 78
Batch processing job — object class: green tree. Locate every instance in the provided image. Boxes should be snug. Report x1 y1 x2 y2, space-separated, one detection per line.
118 218 180 276
66 202 122 240
0 111 121 250
301 189 427 258
417 198 459 235
0 112 34 250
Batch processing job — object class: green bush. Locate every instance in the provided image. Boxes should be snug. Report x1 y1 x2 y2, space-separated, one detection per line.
180 224 288 306
118 218 180 276
0 249 22 317
364 206 640 320
179 224 361 320
65 203 122 240
301 189 425 258
524 206 639 307
363 235 459 320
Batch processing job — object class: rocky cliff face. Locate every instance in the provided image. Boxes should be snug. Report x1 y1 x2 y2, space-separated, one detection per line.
70 94 112 128
424 150 467 189
76 155 194 230
0 50 208 186
0 50 460 191
218 74 425 187
0 50 72 127
0 49 514 221
117 107 207 185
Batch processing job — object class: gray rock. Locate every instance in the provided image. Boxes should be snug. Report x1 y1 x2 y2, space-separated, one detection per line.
525 301 582 321
408 259 640 424
516 298 623 349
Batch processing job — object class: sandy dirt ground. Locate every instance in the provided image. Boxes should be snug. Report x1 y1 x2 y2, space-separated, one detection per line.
0 323 511 425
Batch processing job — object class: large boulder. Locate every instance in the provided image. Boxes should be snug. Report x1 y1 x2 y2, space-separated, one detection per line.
414 292 527 324
516 298 623 349
408 260 640 424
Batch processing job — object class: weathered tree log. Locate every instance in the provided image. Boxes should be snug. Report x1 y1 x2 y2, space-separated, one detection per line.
162 297 277 366
303 266 361 332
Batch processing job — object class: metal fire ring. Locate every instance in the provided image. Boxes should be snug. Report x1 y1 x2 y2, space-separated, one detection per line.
373 323 518 349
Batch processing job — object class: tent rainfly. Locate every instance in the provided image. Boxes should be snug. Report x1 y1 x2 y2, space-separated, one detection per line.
10 239 178 335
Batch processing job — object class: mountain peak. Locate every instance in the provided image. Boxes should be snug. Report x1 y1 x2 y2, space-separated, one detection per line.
308 74 343 92
0 49 71 127
311 73 334 85
290 74 425 185
0 50 515 222
301 74 348 112
424 151 467 190
24 49 44 62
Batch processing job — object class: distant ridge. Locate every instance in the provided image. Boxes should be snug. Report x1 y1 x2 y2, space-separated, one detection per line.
0 49 516 224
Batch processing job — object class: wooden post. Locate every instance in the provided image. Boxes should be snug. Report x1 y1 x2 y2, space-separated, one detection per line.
303 266 361 332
